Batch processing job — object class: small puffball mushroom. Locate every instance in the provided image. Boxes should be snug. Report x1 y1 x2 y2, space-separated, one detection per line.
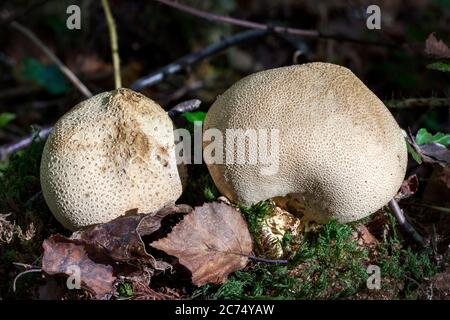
40 88 182 230
204 62 407 223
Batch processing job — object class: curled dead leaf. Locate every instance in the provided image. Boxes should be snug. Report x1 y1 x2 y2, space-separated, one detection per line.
40 205 192 299
151 202 253 286
70 204 192 271
42 235 116 299
396 175 419 200
425 33 450 59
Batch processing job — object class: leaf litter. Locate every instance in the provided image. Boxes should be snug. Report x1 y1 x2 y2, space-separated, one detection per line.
40 202 253 298
151 202 253 286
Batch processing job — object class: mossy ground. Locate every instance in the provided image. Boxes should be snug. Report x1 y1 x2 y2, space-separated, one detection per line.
0 138 446 300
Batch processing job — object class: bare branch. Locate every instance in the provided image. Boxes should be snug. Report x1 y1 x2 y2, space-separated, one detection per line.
154 0 317 37
131 29 267 91
101 0 122 89
152 0 396 48
0 127 52 161
9 22 93 98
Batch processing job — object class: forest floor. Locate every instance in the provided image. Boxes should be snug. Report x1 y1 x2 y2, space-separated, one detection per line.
0 0 449 300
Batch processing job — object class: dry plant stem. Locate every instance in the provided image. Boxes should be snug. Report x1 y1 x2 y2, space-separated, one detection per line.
101 0 121 89
385 98 450 109
153 0 317 37
230 251 288 264
246 255 288 264
0 127 52 161
131 29 267 90
388 199 426 247
9 22 93 98
153 0 395 48
12 269 42 292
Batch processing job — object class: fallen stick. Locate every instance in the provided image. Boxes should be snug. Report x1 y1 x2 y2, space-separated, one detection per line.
131 29 267 91
10 21 93 98
388 199 426 247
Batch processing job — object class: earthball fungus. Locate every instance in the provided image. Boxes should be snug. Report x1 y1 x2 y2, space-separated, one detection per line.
40 88 182 230
203 62 407 223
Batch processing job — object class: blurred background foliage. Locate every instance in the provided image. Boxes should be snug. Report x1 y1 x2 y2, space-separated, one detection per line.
0 0 449 143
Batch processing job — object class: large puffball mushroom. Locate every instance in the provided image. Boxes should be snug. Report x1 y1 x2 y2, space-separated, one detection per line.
40 88 183 230
203 62 407 223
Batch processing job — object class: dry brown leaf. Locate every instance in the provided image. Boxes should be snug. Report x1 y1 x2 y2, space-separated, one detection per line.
70 204 192 271
425 33 450 58
355 225 378 247
151 202 253 286
42 235 116 299
40 205 192 299
396 175 419 200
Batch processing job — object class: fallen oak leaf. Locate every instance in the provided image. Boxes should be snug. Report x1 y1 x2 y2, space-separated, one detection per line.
150 202 252 286
42 235 115 299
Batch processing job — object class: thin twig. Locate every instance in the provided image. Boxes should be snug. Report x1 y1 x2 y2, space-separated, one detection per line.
229 251 288 264
13 262 40 269
153 0 396 48
9 21 93 98
0 127 52 161
385 98 450 109
101 0 121 89
131 29 267 91
167 99 201 117
247 255 289 264
13 269 42 292
153 0 316 37
388 199 426 247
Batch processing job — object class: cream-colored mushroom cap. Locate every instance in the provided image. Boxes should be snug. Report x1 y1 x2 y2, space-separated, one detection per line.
203 62 407 223
40 88 182 230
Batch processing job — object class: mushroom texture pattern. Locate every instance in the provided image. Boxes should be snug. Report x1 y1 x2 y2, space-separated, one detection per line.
40 88 182 230
203 63 408 223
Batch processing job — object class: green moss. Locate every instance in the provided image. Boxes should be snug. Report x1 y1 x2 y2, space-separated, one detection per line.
369 210 440 298
290 220 369 299
0 133 65 299
118 282 134 298
239 201 273 239
0 133 45 211
200 220 369 300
